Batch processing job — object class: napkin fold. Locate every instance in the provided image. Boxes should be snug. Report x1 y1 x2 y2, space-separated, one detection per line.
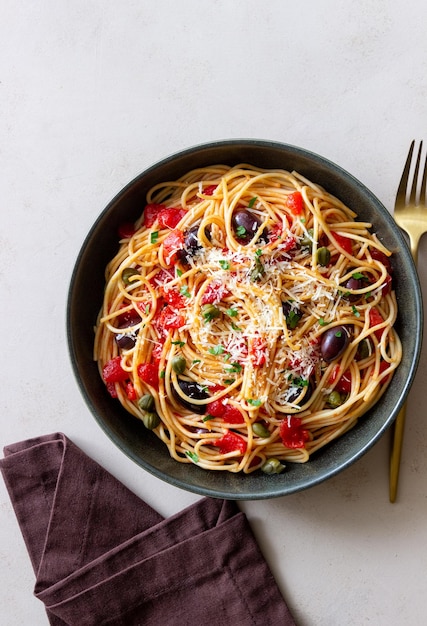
0 433 295 626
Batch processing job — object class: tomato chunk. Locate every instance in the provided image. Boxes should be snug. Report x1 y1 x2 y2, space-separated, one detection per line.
202 184 217 196
118 222 136 239
249 335 268 367
143 203 165 228
286 191 303 215
125 381 137 400
279 416 310 449
331 231 353 255
137 363 159 388
155 305 186 332
158 207 187 229
369 307 385 340
213 431 247 455
163 229 185 265
206 399 243 423
201 281 230 305
103 357 128 383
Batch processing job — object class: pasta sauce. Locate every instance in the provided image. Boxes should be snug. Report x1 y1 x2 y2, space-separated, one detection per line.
94 165 401 474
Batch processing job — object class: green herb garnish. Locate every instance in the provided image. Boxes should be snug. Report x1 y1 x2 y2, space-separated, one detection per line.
185 450 199 463
219 260 230 270
248 196 258 208
247 398 262 407
209 345 225 355
150 231 159 244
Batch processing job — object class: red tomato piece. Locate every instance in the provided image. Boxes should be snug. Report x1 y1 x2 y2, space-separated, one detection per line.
286 191 303 215
203 185 217 196
155 305 186 332
162 287 187 309
106 381 118 398
137 363 159 388
223 405 243 424
206 399 225 417
370 248 393 273
369 307 385 340
163 229 185 265
125 381 137 400
102 356 128 383
213 431 247 455
330 231 353 255
149 268 175 288
206 399 243 424
377 360 390 384
151 341 164 365
279 416 310 449
249 336 268 367
381 273 393 296
158 207 187 229
143 203 165 228
201 281 230 305
336 369 352 394
118 222 136 239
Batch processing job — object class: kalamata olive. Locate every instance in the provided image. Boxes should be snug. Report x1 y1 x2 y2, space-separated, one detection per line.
115 310 141 349
287 379 313 406
320 325 351 362
115 332 137 350
173 379 210 414
178 224 211 262
281 301 302 329
232 209 267 243
344 276 363 301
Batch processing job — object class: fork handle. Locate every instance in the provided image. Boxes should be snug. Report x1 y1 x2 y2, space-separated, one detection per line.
389 403 407 502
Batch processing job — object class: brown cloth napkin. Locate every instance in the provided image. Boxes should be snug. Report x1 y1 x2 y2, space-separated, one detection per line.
0 433 295 626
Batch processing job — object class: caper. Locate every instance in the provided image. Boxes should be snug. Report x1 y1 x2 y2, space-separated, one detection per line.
122 267 140 285
261 458 286 475
356 338 371 360
201 303 220 322
317 246 331 266
327 390 343 408
138 393 155 412
142 412 160 430
252 422 270 438
300 228 314 250
171 355 186 374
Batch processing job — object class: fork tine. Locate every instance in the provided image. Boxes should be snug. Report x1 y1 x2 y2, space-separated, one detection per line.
420 142 427 205
396 140 415 203
409 141 423 205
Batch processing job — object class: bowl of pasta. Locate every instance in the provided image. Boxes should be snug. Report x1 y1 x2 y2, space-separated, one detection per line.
67 139 422 499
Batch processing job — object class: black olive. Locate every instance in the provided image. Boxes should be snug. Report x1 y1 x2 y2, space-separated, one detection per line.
287 379 314 406
115 332 137 350
173 379 210 414
178 224 211 262
115 310 141 349
232 209 267 243
320 325 351 362
343 277 363 302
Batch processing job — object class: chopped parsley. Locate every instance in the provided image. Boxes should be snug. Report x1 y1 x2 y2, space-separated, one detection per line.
247 398 262 407
219 259 230 270
226 307 238 317
150 231 159 244
185 450 199 463
248 196 258 208
171 340 185 347
180 285 191 298
209 345 225 355
236 224 246 237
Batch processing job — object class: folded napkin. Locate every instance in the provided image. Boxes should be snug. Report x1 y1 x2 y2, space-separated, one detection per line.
0 433 295 625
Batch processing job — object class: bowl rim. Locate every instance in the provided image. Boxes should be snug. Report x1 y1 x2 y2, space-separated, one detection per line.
67 139 423 499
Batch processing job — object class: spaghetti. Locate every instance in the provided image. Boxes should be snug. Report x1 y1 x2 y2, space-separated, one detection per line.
94 165 402 473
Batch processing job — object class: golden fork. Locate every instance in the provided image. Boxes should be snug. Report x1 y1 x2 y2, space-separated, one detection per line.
389 140 426 502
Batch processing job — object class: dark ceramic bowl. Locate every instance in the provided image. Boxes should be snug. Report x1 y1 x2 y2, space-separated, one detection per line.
67 140 423 499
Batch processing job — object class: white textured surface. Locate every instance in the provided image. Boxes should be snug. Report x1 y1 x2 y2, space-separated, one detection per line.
1 2 427 624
